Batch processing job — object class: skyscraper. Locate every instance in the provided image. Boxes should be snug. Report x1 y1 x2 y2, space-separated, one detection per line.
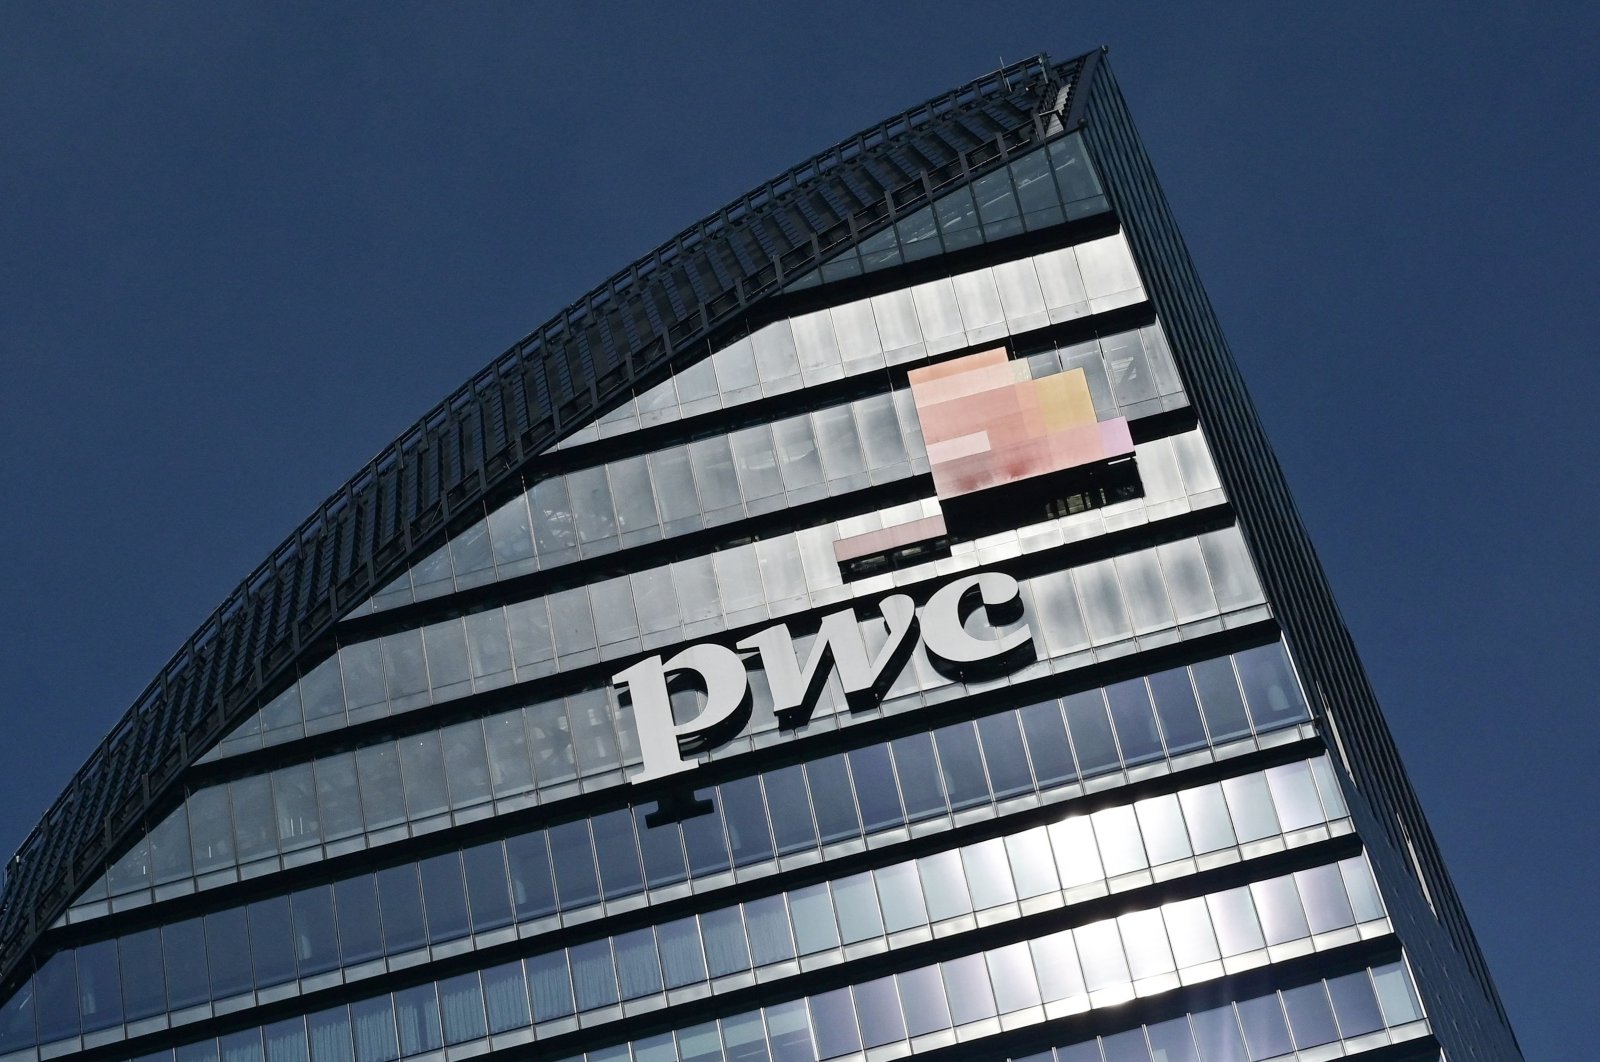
0 46 1520 1062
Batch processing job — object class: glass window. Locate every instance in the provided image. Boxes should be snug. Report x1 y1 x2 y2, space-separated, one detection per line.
874 861 928 933
1264 762 1324 832
806 755 861 844
393 984 441 1056
657 917 706 989
1179 783 1237 854
1102 1028 1153 1062
484 710 534 797
716 776 771 867
851 976 905 1049
1199 529 1261 613
481 962 530 1035
1006 826 1061 899
381 630 429 709
1031 928 1085 1004
1327 970 1385 1037
890 733 946 821
1222 774 1280 843
316 753 364 842
856 393 907 471
1340 857 1385 923
290 887 338 979
1076 558 1131 644
987 941 1042 1013
548 587 597 659
1116 550 1175 634
419 853 470 943
762 765 817 855
1282 982 1339 1049
506 598 554 674
569 940 618 1011
525 952 574 1022
161 918 210 1009
1018 699 1075 788
831 873 884 945
273 763 320 853
1120 907 1176 979
730 424 786 503
847 745 902 832
681 797 731 876
635 807 688 889
962 838 1019 910
567 466 617 545
441 720 491 809
609 456 659 538
436 971 487 1046
976 712 1033 798
397 732 449 820
690 435 743 513
746 894 796 967
462 843 514 932
350 998 397 1062
525 699 576 785
1369 959 1420 1023
1191 658 1249 741
529 477 577 558
309 1007 356 1062
1148 668 1207 754
813 403 866 482
1048 815 1105 889
1250 875 1310 946
334 876 384 964
548 821 600 908
590 809 644 897
1156 539 1219 624
1207 888 1265 956
1234 643 1308 730
232 773 278 863
249 896 297 988
200 907 252 1000
1032 569 1090 656
1148 1018 1200 1062
941 953 998 1026
934 722 990 811
789 883 840 955
809 987 861 1059
1135 794 1193 866
487 494 535 572
1163 896 1220 969
505 831 557 921
613 928 662 1000
1236 995 1292 1060
75 938 121 1032
32 946 76 1042
918 850 973 922
772 414 825 491
1191 1005 1247 1062
1106 679 1163 766
1064 691 1120 776
897 964 952 1036
265 1017 309 1062
700 906 750 978
376 865 427 954
1092 805 1148 877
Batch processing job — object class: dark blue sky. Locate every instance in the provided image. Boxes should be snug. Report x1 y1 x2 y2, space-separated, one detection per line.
2 3 1593 1056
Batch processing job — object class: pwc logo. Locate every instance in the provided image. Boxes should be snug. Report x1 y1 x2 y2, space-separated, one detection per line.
616 344 1139 785
616 571 1033 784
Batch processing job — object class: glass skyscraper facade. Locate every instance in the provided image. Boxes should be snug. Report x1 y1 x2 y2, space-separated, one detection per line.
0 50 1520 1062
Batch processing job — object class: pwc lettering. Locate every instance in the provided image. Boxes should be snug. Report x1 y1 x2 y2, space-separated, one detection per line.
614 571 1035 784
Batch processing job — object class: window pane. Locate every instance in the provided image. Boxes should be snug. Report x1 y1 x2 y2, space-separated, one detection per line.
1018 700 1075 788
613 929 662 1000
1106 679 1163 765
525 952 574 1022
334 876 384 964
897 965 952 1036
481 961 530 1034
874 861 928 933
1250 875 1310 945
548 821 600 908
934 722 990 811
419 853 470 943
789 883 839 955
505 831 557 921
1191 658 1249 741
833 872 885 944
806 755 861 843
745 895 795 966
890 733 946 821
853 976 905 1049
1326 970 1384 1036
976 712 1033 798
763 765 817 855
658 918 707 989
462 843 514 932
1234 643 1308 730
591 809 644 897
848 745 903 832
569 940 618 1011
635 807 688 888
721 776 774 867
1236 995 1292 1060
290 887 337 977
249 896 297 988
700 907 750 978
1064 691 1119 775
1282 983 1339 1048
941 953 997 1026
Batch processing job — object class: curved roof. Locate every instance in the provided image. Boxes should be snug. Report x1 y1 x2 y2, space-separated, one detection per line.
0 49 1095 982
